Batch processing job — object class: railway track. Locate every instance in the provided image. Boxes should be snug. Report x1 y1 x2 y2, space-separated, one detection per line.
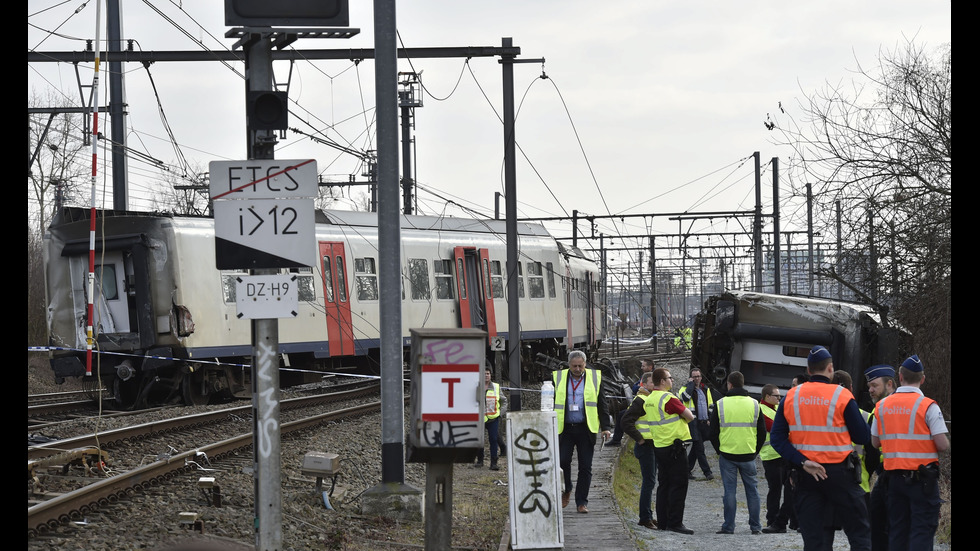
27 383 382 538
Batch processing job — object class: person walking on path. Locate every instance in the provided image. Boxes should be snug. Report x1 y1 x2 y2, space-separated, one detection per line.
710 371 766 535
770 345 872 551
554 350 612 514
872 355 949 551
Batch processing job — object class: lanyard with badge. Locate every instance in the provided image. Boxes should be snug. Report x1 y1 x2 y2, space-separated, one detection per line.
570 376 583 411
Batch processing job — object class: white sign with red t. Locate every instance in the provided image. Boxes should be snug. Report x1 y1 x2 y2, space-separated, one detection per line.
419 364 481 422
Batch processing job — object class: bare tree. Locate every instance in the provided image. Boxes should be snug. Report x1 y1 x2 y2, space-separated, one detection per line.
769 41 950 305
152 165 211 216
767 41 950 409
28 93 87 231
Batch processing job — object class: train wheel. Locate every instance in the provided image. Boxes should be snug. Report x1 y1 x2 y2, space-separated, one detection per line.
181 371 210 406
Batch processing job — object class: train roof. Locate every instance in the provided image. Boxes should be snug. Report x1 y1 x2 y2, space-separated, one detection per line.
316 209 554 237
50 207 555 238
721 289 884 328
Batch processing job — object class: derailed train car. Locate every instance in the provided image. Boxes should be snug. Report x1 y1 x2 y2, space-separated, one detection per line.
44 207 601 408
690 290 908 404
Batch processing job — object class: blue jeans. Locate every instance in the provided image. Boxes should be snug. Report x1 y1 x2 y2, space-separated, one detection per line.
720 455 762 533
633 442 657 523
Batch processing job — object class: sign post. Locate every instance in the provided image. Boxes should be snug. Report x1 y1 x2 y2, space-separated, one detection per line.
407 328 487 551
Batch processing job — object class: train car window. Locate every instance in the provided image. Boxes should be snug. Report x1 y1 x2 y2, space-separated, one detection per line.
546 262 557 298
489 261 504 299
434 259 455 300
482 259 492 299
408 258 430 300
781 345 811 359
322 256 335 303
94 265 118 300
517 263 525 298
456 258 467 299
220 273 247 303
336 257 348 302
296 275 315 302
354 257 379 301
527 262 545 299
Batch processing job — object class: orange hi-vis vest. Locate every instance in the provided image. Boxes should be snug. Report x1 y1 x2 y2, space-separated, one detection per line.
783 381 854 463
874 391 940 470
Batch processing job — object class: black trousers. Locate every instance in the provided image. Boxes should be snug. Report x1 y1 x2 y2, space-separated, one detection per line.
763 458 794 528
794 462 870 551
654 441 690 529
870 473 890 551
559 423 596 507
686 420 712 476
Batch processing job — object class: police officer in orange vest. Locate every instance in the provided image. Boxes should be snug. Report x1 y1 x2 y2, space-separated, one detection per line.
770 345 872 551
871 355 949 551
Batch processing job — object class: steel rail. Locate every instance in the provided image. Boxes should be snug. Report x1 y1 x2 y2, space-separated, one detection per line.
28 401 381 536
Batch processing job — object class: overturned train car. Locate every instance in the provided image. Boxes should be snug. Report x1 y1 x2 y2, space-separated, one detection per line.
690 290 908 404
44 208 602 408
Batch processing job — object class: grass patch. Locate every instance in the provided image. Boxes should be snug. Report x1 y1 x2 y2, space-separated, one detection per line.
937 452 951 545
611 441 650 550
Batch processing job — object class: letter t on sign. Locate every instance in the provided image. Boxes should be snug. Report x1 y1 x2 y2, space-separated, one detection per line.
442 378 461 407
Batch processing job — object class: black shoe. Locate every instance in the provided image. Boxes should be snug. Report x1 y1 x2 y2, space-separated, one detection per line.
705 473 714 480
716 529 734 535
489 463 500 471
762 526 786 534
475 461 484 468
639 519 657 529
669 525 694 535
688 472 695 480
604 440 621 447
752 530 762 535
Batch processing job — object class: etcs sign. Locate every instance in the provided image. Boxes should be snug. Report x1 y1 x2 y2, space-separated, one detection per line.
210 159 317 270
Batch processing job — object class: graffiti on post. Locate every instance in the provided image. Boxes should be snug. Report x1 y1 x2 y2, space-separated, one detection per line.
423 338 477 365
513 428 553 517
421 420 481 447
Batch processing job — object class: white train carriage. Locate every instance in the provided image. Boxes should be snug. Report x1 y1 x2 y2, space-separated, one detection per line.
44 208 601 408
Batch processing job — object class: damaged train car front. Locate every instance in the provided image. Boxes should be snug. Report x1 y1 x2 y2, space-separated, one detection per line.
44 208 203 408
690 290 908 404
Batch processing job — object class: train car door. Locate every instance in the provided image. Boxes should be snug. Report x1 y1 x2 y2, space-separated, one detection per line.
92 251 132 334
453 247 497 337
585 272 596 345
319 242 354 356
565 265 573 349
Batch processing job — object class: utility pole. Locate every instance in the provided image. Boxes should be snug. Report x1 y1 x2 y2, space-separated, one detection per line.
398 72 421 215
807 183 814 295
772 157 780 294
500 37 544 412
243 30 282 551
753 151 763 292
106 0 128 210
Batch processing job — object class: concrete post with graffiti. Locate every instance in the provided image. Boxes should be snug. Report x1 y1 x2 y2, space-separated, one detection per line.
506 410 563 549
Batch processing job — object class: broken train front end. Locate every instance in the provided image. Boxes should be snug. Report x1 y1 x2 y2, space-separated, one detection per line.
44 208 224 408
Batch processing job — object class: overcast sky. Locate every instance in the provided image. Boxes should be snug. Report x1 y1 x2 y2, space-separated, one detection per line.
28 1 950 272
